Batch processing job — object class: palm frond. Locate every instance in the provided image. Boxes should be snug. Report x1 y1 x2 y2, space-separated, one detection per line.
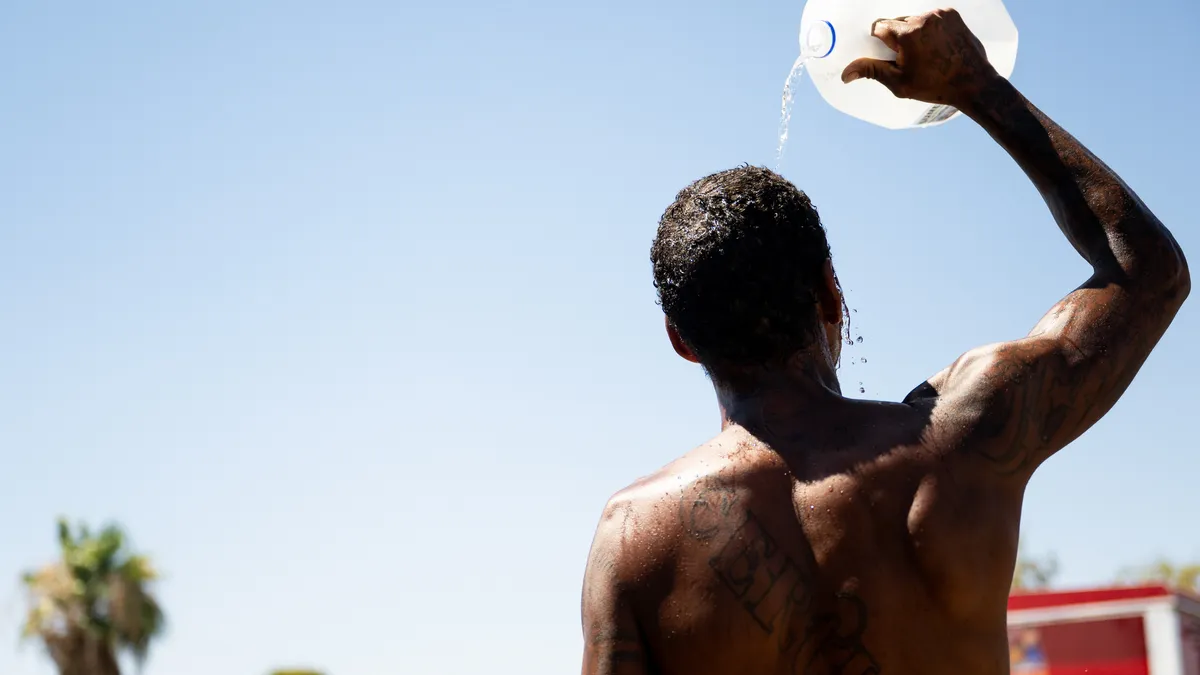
20 519 166 674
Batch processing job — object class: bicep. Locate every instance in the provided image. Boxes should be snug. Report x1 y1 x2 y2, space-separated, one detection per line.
925 275 1181 480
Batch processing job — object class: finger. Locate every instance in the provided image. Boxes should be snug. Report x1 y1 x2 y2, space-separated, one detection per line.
842 58 903 93
870 18 907 52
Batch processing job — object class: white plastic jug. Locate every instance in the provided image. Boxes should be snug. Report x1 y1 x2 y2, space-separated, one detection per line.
799 0 1018 129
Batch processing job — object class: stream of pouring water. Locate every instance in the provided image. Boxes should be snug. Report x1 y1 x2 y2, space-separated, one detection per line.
774 55 875 396
774 55 809 169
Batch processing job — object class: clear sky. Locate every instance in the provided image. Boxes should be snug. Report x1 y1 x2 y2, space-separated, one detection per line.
1 1 1196 673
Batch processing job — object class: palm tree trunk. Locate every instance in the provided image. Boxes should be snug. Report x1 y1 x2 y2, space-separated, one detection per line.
87 642 122 675
48 634 121 675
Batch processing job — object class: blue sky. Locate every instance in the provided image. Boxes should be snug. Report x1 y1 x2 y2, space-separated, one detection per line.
1 1 1196 673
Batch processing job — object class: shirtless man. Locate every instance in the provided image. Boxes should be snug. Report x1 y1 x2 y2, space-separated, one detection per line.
580 10 1190 675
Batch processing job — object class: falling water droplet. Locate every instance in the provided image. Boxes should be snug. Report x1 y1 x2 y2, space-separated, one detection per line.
861 358 868 364
856 336 864 344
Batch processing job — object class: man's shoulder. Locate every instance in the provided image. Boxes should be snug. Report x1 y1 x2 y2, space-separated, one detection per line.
594 445 722 545
593 434 789 558
585 464 689 593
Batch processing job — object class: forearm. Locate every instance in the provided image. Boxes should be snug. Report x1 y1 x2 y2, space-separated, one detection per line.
962 77 1188 289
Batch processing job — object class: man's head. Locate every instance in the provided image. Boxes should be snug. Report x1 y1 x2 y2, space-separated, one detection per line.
651 166 845 385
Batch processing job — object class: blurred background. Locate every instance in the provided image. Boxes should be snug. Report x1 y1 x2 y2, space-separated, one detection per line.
1 0 1197 673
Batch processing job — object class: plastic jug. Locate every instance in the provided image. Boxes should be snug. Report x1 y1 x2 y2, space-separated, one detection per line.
799 0 1018 129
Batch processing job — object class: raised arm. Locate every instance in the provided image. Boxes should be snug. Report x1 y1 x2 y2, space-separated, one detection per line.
845 10 1190 483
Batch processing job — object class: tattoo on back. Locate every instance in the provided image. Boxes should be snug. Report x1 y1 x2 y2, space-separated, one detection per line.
680 481 881 675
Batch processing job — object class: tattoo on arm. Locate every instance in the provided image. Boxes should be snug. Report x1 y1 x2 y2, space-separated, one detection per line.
921 76 1189 481
962 295 1162 477
581 512 655 675
965 77 1182 276
586 629 652 674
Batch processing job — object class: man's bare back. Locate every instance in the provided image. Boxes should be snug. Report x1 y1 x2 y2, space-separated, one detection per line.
588 398 1020 675
581 10 1189 675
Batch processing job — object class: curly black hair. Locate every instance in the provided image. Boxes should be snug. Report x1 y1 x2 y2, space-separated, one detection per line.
651 165 838 373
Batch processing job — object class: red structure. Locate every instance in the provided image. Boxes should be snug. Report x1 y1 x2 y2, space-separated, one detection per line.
1008 586 1200 675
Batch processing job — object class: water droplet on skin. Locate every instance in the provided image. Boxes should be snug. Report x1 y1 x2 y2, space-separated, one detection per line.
845 339 854 346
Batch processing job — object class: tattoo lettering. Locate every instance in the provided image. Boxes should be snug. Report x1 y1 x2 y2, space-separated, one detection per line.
680 481 881 674
792 593 881 675
682 482 740 541
710 513 813 633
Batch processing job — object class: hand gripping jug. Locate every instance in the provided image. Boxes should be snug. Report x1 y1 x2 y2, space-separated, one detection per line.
799 0 1018 129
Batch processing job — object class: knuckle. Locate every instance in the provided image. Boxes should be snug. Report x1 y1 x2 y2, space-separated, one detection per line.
939 8 963 24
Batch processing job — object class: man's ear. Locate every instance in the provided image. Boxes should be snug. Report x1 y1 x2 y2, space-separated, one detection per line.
666 317 701 364
817 259 843 327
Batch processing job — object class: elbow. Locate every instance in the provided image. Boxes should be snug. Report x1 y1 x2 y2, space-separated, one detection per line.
1164 238 1190 305
1176 245 1191 301
1121 228 1190 305
1146 239 1190 308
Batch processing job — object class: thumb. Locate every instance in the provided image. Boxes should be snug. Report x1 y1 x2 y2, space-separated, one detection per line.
842 58 903 93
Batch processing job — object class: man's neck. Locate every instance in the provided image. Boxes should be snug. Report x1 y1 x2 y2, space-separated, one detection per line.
714 356 843 432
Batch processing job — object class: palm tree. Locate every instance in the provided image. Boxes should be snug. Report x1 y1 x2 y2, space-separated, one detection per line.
21 519 165 675
1117 559 1200 593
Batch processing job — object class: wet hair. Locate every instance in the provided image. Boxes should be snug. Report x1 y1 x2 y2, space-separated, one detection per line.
651 165 838 374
